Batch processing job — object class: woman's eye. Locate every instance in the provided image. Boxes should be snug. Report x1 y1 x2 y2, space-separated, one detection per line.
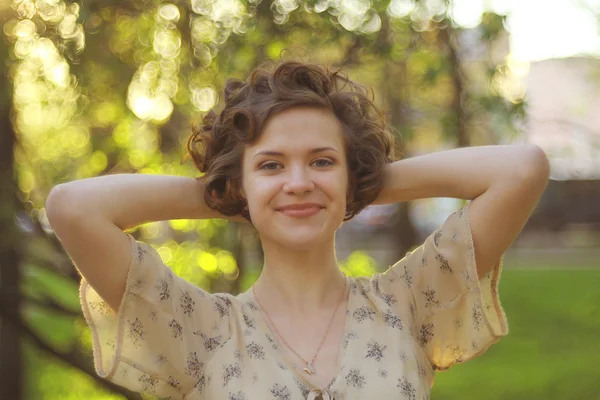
313 158 333 167
259 162 280 171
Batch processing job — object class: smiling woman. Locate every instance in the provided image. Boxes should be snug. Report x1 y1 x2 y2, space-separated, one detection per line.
242 107 349 251
184 61 397 223
65 60 522 400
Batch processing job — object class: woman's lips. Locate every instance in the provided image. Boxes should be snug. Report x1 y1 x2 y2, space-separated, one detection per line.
277 206 322 218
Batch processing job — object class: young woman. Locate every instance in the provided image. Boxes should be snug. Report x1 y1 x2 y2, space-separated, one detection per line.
46 60 550 399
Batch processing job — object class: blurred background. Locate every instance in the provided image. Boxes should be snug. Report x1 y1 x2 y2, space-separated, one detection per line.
0 0 599 399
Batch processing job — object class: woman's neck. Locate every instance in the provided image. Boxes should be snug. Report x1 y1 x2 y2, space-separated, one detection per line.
253 237 347 316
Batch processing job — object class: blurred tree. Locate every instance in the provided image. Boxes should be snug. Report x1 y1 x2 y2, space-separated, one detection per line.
0 0 523 398
0 3 23 398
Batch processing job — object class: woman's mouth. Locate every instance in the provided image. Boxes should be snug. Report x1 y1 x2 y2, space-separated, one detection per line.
276 203 323 218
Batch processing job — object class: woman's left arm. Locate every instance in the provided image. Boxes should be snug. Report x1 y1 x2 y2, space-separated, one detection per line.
373 144 551 279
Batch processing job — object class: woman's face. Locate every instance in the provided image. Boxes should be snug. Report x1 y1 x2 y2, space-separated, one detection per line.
241 106 349 250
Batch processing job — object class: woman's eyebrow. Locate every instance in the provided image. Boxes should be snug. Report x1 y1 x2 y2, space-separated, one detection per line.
253 147 339 159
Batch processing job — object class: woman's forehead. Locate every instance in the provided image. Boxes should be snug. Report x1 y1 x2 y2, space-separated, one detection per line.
251 108 344 151
251 131 343 153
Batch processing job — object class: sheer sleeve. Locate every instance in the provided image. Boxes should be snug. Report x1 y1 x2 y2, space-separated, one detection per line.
374 203 508 371
79 233 232 398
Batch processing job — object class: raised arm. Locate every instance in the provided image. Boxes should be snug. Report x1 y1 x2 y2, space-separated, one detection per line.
46 174 238 396
45 174 243 311
373 144 550 279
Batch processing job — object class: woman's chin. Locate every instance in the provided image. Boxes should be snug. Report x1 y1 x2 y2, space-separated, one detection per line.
264 229 334 251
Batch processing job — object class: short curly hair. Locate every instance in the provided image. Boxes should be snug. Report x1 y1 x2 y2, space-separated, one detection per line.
183 60 398 222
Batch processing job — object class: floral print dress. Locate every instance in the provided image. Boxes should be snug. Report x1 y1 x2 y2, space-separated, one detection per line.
79 203 509 399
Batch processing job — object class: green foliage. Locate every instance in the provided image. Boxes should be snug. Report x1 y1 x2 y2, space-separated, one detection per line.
22 264 80 312
24 345 122 400
480 12 507 41
340 250 379 277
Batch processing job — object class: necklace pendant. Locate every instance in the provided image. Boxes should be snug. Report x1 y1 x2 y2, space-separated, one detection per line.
303 361 316 375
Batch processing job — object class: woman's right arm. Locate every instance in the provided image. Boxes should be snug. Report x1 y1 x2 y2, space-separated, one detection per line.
47 174 237 396
45 174 242 311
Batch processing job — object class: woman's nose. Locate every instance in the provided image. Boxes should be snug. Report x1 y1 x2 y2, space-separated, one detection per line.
282 167 315 195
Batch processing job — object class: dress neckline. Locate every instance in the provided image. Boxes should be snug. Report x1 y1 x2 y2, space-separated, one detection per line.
243 276 356 392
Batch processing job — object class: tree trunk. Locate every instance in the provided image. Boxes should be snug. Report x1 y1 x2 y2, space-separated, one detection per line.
0 28 23 400
379 14 420 260
438 21 470 148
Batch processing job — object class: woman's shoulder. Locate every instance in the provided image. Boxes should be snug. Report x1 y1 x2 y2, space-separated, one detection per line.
206 290 255 313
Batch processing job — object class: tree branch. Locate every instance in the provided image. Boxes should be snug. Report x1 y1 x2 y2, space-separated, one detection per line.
23 296 82 318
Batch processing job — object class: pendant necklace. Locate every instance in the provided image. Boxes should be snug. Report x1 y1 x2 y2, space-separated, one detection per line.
253 276 348 375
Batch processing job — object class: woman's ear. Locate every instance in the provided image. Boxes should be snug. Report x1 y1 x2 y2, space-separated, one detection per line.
239 183 248 210
239 186 250 220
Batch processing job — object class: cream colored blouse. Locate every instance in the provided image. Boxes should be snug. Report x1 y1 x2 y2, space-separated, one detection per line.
80 203 508 399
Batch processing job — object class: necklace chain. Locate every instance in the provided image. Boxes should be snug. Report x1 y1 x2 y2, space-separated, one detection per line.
252 276 348 375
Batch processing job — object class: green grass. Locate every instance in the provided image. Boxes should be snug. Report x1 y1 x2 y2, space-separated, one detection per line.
432 268 600 400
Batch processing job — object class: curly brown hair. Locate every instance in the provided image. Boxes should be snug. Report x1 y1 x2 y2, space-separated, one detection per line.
183 60 398 222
